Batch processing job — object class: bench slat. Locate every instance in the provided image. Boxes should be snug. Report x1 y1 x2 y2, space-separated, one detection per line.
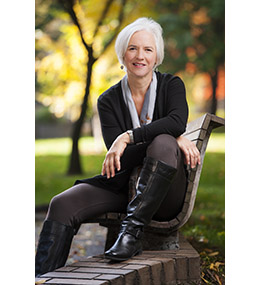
183 129 207 142
184 114 209 134
184 113 224 135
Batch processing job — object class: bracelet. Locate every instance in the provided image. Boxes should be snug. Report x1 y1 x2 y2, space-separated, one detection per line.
126 130 134 144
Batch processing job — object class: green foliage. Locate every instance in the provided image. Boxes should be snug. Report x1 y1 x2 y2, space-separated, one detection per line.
157 0 225 74
35 104 57 123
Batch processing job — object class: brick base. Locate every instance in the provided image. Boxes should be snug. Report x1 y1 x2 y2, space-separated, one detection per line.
36 236 200 285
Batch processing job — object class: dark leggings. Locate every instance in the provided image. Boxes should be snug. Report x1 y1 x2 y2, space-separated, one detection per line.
46 134 187 229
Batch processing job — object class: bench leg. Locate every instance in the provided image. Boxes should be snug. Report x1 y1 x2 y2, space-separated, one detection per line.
142 229 179 250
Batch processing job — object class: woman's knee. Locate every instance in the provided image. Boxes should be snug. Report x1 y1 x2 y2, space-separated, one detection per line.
46 192 72 225
49 194 66 214
147 134 180 164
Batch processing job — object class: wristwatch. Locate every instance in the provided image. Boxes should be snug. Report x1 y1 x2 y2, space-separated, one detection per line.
126 130 134 144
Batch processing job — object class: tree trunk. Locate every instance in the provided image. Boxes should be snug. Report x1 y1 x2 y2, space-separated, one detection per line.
67 49 96 175
64 0 127 175
209 68 218 115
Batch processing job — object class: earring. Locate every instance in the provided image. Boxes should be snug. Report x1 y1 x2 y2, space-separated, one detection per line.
120 65 124 70
153 63 158 72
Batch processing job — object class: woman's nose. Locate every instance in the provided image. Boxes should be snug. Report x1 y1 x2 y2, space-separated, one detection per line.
136 49 144 59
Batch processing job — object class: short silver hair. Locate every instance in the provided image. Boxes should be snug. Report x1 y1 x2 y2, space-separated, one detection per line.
115 17 164 69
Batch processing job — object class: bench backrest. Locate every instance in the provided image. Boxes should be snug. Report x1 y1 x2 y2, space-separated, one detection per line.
148 113 224 231
87 113 225 232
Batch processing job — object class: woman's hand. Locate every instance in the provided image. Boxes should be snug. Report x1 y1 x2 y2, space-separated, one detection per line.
101 132 130 179
176 136 201 169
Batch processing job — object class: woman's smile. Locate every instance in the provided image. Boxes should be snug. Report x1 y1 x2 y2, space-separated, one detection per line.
133 62 146 67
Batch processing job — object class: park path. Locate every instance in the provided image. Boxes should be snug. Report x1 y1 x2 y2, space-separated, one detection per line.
35 212 107 265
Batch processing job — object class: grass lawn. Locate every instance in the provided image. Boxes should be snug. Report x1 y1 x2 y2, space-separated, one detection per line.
182 151 225 284
35 154 105 206
35 131 225 283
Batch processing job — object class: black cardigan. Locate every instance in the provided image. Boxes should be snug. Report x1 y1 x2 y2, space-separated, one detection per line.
75 72 188 193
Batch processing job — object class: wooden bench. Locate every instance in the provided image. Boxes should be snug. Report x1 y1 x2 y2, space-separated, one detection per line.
86 113 225 251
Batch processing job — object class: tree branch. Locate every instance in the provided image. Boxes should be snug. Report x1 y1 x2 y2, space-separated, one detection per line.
58 0 93 56
93 0 114 38
100 0 127 56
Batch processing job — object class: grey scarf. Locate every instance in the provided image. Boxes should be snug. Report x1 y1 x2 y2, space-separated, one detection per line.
121 72 157 128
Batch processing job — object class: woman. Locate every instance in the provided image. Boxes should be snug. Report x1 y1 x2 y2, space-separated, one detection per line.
35 17 200 276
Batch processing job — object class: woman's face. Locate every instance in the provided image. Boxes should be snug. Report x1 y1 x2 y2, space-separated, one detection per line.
123 30 157 80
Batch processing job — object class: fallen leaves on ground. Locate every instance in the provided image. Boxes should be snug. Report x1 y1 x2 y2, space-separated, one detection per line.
200 253 225 284
210 261 225 271
208 251 219 257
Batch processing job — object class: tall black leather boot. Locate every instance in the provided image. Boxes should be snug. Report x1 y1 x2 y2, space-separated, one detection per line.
105 157 177 261
35 220 74 277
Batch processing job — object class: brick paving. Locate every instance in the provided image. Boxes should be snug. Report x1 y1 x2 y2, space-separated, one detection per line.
35 213 201 284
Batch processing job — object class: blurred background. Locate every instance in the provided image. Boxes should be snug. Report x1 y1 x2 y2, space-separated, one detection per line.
35 0 225 282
